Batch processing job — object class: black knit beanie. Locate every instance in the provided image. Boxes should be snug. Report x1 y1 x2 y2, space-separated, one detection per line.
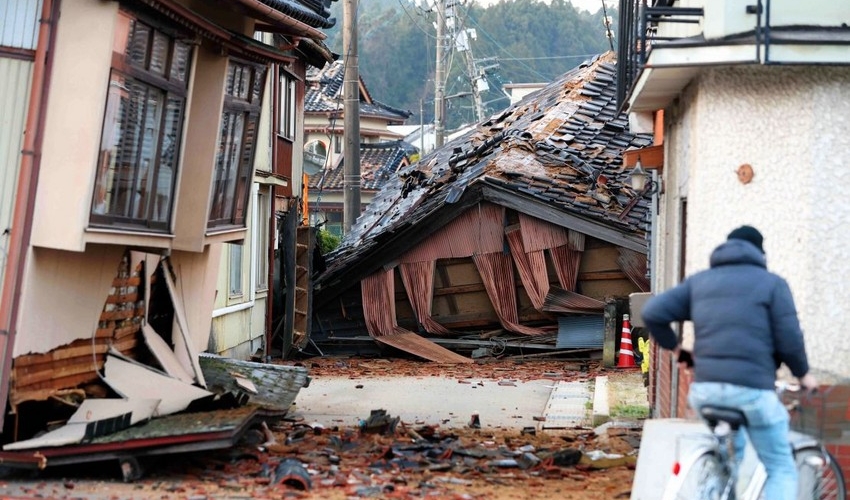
727 225 764 253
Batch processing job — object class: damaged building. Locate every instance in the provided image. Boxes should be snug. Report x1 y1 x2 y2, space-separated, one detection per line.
0 0 335 470
310 53 657 363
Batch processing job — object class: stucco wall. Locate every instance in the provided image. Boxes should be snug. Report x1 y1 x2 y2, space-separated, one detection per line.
663 65 850 380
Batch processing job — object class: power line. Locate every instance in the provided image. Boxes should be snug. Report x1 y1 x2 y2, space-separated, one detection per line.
498 53 602 61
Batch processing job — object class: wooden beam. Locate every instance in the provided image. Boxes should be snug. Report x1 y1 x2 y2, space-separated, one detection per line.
578 271 628 281
481 184 648 253
623 144 664 172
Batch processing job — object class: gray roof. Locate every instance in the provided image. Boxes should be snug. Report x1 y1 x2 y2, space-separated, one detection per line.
305 60 412 121
308 141 412 191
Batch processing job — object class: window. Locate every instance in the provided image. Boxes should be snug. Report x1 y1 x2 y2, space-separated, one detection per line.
279 70 296 140
303 140 327 174
90 11 192 230
333 135 341 154
255 189 270 291
208 60 266 229
229 243 243 296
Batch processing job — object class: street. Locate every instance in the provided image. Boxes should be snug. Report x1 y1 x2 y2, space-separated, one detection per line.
0 358 643 499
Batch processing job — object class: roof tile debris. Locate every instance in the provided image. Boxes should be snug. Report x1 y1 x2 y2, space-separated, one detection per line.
316 53 654 293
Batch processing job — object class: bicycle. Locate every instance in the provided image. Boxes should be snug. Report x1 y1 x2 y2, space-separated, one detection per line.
661 383 846 500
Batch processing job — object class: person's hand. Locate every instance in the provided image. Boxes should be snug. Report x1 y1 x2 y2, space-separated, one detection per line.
675 347 694 369
799 373 818 393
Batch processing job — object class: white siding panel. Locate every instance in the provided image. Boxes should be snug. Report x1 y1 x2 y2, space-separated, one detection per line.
0 57 32 295
0 0 42 50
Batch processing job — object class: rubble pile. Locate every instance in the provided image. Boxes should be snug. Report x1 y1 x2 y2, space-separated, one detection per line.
171 412 639 499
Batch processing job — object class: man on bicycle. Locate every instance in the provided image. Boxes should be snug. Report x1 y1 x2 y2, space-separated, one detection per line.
642 225 818 500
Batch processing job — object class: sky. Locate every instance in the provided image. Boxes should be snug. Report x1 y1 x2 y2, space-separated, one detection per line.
470 0 608 14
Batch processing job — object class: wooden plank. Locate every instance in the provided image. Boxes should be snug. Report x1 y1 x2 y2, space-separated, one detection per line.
14 341 111 367
623 144 663 170
162 260 206 387
13 359 104 387
578 271 628 281
103 355 212 416
11 373 102 405
432 283 486 296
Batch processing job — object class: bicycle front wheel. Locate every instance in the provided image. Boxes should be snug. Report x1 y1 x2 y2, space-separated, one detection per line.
795 447 846 500
665 450 730 500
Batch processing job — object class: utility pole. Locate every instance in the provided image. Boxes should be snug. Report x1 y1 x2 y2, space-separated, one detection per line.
343 0 360 233
419 98 425 156
434 0 446 148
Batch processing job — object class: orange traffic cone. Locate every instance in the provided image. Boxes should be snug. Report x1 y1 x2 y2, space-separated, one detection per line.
617 314 637 369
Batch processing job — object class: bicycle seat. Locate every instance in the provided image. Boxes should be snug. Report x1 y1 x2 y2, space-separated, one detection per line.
699 405 747 430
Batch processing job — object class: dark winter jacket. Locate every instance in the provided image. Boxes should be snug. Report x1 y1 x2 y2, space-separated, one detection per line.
641 239 809 390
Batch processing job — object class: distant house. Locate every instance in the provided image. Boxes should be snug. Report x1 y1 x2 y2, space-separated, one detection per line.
302 60 412 175
311 53 654 363
502 83 547 105
617 0 850 472
307 141 414 236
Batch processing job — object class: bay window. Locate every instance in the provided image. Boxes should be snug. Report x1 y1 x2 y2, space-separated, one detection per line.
208 60 266 229
90 10 191 230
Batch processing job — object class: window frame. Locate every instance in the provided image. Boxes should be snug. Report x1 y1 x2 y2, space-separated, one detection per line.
254 187 270 291
208 59 267 229
229 242 244 297
279 69 296 141
89 10 193 231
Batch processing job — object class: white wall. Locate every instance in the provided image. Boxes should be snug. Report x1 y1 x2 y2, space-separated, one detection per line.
661 65 850 379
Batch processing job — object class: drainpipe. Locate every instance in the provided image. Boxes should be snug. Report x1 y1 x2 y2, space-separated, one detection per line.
0 0 57 427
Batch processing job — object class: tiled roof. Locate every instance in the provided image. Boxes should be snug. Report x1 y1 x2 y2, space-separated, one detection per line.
258 0 337 29
305 60 412 120
315 53 653 297
308 141 412 191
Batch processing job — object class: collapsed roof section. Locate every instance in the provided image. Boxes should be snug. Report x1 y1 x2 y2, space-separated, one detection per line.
315 53 654 302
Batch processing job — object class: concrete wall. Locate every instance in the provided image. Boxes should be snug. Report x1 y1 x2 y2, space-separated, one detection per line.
658 65 850 380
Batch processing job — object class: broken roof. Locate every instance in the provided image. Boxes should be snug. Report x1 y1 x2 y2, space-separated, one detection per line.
314 53 653 303
308 140 414 192
305 60 413 122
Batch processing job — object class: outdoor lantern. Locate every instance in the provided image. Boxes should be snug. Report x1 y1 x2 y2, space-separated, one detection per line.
630 159 649 191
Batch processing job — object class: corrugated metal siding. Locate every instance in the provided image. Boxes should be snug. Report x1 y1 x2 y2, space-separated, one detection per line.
399 203 505 263
1 0 42 50
0 57 33 292
556 315 604 348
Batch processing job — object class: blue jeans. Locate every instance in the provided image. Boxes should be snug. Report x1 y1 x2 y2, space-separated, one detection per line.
688 382 796 500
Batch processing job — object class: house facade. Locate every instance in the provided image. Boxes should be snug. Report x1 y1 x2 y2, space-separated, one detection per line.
0 0 334 435
617 0 850 470
307 141 413 236
302 59 412 234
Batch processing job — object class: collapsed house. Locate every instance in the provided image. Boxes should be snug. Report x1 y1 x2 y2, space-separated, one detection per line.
309 53 656 363
0 0 335 472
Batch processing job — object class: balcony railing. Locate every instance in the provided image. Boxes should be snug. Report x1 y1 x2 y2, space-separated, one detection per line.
616 0 850 111
616 0 704 110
